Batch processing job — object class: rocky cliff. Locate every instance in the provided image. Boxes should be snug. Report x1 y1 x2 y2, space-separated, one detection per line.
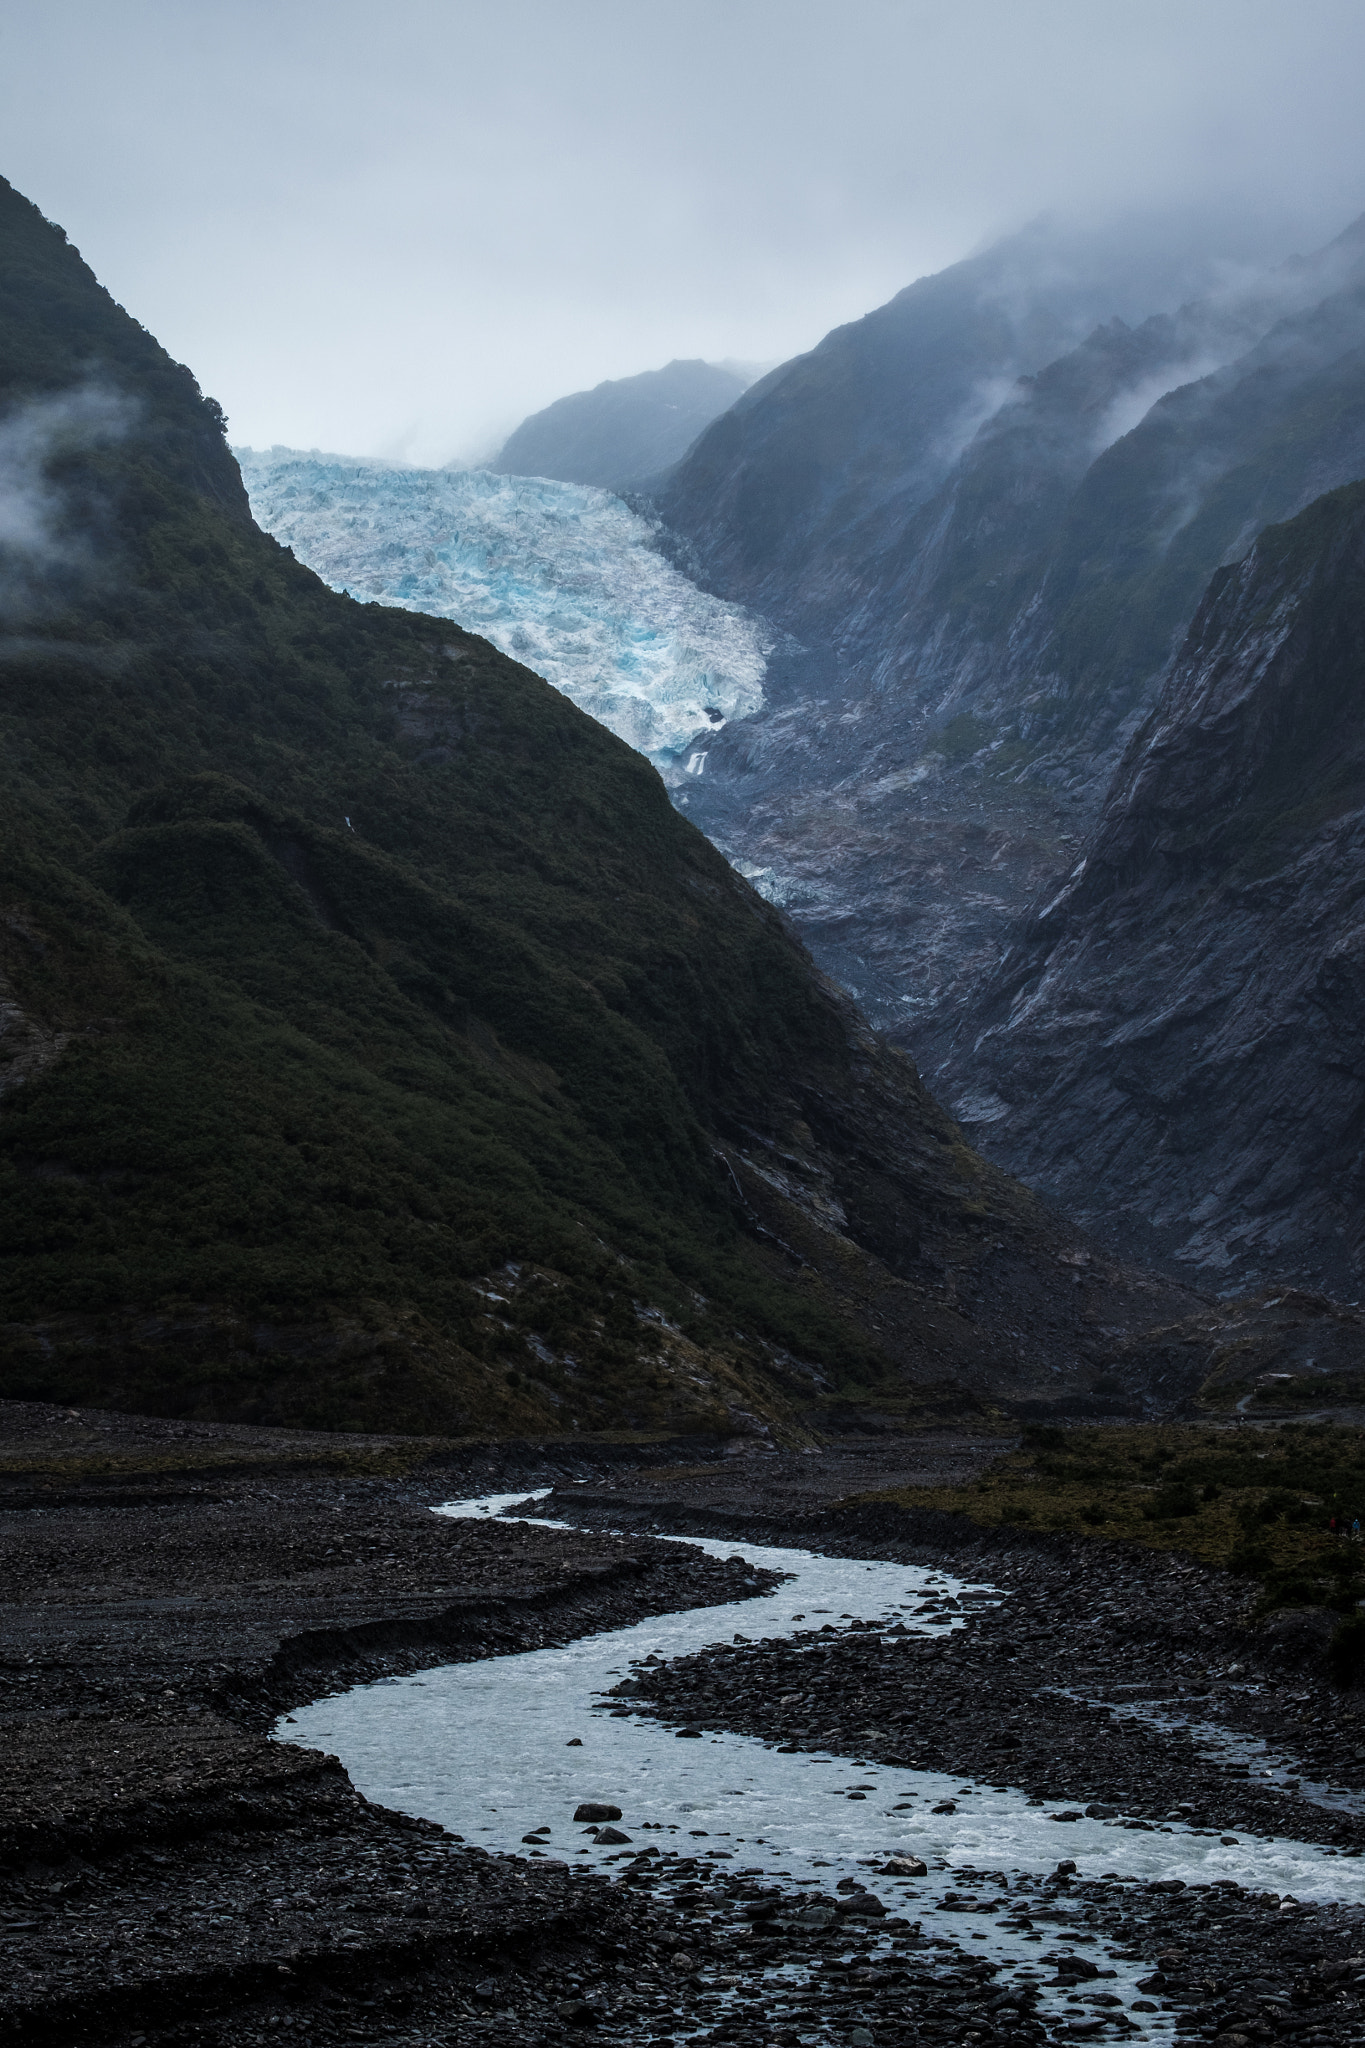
659 218 1365 1072
946 482 1365 1298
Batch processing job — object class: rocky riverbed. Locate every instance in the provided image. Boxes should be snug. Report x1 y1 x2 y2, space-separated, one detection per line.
4 1405 1365 2046
559 1497 1365 1852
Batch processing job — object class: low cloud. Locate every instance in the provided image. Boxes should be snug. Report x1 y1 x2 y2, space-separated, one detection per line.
1091 354 1229 455
0 384 135 619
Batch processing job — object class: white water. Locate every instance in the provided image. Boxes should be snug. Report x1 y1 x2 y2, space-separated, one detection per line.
235 451 770 774
277 1499 1365 2037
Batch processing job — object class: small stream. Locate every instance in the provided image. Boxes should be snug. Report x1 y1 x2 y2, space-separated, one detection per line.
1052 1685 1365 1821
278 1495 1365 2039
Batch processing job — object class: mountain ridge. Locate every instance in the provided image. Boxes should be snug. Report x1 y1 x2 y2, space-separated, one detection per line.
655 212 1365 1099
944 479 1365 1297
0 173 1199 1439
492 358 752 492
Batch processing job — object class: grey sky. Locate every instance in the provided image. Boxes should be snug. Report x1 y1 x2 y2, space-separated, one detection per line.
3 0 1364 465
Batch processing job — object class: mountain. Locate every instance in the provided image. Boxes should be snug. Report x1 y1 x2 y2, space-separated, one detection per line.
942 481 1365 1299
491 359 752 492
655 216 1365 1074
653 220 1289 627
0 175 1192 1439
857 225 1365 767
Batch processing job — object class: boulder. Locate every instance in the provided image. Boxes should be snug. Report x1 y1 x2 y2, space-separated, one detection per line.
837 1893 888 1918
1261 1607 1337 1667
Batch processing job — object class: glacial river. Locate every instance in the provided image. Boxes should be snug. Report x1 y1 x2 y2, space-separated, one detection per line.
278 1494 1365 2037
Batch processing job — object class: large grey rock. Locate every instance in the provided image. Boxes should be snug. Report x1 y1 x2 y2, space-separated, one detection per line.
1261 1608 1338 1666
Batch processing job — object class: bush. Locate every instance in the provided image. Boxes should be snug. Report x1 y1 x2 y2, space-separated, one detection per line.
1230 1537 1275 1577
1327 1613 1365 1690
1145 1484 1200 1520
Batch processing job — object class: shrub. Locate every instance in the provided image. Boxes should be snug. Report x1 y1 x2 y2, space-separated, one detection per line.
1145 1484 1200 1520
1327 1613 1365 1690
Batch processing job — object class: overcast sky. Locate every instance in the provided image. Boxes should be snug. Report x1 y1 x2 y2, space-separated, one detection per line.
3 0 1365 465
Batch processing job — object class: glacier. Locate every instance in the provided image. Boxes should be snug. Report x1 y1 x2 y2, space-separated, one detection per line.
235 450 770 772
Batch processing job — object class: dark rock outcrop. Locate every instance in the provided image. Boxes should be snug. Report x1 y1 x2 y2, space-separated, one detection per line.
947 482 1365 1294
660 216 1365 1082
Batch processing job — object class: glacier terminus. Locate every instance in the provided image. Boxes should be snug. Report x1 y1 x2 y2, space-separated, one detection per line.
236 450 772 775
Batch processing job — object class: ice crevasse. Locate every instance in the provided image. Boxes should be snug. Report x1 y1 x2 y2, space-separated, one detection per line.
235 451 770 773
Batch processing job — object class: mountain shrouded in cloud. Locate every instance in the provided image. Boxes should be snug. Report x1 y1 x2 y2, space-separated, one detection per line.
655 213 1365 1009
491 358 755 492
1 171 1195 1437
648 210 1365 1292
655 215 1365 662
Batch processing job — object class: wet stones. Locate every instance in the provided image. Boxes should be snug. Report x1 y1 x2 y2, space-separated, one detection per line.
574 1804 623 1823
791 1902 836 1927
616 1534 1365 1858
837 1892 888 1918
9 1436 1365 2047
0 1450 804 2048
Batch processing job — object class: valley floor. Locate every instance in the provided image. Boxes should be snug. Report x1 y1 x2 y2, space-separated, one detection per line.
2 1408 1364 2047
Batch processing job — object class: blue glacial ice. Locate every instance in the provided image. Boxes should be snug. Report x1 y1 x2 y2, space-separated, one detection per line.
235 450 770 773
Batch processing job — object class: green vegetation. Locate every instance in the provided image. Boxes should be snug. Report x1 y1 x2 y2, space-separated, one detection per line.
1 175 942 1438
1244 1375 1365 1411
856 1420 1365 1622
931 713 992 764
0 1439 451 1486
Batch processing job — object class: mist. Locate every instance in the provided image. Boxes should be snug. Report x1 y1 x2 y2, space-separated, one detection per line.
2 1 1364 464
0 385 133 620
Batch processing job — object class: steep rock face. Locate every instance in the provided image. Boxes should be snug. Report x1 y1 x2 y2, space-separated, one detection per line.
862 260 1365 768
0 176 1193 1434
662 221 1365 1067
947 483 1365 1296
654 223 1210 625
491 359 751 492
